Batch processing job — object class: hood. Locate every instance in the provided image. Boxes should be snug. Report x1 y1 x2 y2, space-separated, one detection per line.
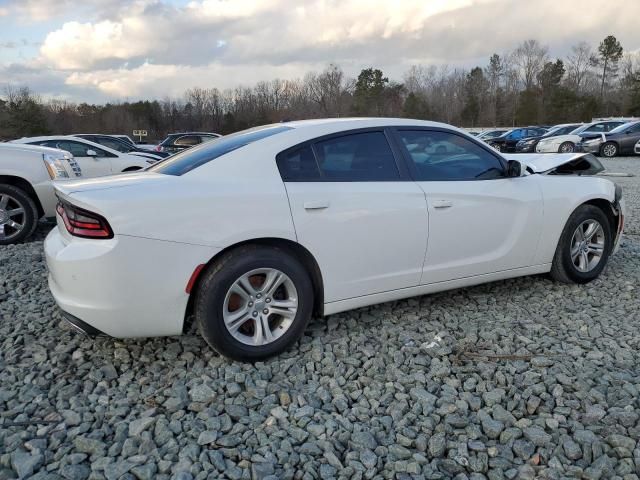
502 152 604 174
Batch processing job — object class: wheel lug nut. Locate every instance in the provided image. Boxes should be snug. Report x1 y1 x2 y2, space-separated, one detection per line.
266 298 271 303
248 302 253 307
252 311 258 317
256 293 262 299
263 309 269 314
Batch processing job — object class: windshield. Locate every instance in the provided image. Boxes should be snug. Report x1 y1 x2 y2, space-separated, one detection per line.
571 124 597 134
149 125 292 176
610 121 638 134
541 126 562 138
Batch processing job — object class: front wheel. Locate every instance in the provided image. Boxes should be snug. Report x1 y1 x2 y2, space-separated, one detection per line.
558 142 575 153
600 142 618 158
194 245 314 361
0 184 39 245
550 205 612 284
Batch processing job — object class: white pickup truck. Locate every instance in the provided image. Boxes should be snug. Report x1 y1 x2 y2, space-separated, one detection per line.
0 143 82 245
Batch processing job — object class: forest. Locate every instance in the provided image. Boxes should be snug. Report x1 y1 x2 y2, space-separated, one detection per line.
1 35 639 141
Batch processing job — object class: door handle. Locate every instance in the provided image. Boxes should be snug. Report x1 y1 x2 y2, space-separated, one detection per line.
304 200 330 210
432 199 453 209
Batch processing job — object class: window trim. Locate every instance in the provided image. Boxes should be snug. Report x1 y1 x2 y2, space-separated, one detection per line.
389 126 508 182
276 127 411 182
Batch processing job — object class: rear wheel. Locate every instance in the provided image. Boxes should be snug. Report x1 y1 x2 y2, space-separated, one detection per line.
559 142 574 153
550 205 612 284
600 142 618 158
0 184 38 245
195 245 314 361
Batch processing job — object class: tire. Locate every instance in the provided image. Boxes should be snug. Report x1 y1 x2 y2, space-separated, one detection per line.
600 142 618 158
0 184 39 245
490 143 502 152
558 142 575 153
194 245 314 361
550 205 612 284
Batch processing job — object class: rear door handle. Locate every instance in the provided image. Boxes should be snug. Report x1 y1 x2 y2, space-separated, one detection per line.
432 199 453 209
304 200 330 210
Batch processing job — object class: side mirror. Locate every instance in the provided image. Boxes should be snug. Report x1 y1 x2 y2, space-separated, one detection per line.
86 149 97 157
507 159 523 177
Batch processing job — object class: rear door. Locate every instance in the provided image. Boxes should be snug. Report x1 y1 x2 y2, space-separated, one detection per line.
279 129 428 302
392 128 544 284
617 123 640 153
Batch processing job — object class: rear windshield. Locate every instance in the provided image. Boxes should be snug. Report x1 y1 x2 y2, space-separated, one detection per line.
149 125 292 176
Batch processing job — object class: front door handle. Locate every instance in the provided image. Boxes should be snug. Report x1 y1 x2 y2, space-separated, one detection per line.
432 199 453 209
304 200 330 210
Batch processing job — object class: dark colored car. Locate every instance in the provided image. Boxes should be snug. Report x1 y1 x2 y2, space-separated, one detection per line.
74 134 170 159
576 121 640 157
515 124 582 153
155 132 221 155
488 127 548 153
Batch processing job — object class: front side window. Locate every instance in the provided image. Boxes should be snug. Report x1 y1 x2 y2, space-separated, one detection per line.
97 137 130 152
313 131 399 181
398 130 505 181
53 140 108 157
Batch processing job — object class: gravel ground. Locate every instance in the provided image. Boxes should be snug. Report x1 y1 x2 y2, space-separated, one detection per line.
1 157 639 480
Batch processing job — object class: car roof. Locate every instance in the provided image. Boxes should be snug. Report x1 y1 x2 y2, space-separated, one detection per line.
0 142 69 156
12 135 122 155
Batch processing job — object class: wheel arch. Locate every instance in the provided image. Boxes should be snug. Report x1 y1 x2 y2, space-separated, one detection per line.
0 175 44 217
183 237 325 333
582 197 620 237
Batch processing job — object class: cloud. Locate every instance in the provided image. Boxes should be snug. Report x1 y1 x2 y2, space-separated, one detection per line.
2 0 640 101
0 7 9 16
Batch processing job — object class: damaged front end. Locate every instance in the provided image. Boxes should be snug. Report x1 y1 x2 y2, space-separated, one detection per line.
503 152 605 176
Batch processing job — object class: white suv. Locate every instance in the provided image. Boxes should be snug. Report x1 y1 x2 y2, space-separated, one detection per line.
0 143 82 244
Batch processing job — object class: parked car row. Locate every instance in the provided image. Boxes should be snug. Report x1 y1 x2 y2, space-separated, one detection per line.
478 119 640 157
0 131 220 244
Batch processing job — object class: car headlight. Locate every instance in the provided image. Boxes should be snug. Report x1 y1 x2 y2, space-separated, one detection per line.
42 153 69 179
523 139 536 145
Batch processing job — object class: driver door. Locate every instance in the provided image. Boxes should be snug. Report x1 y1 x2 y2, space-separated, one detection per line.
393 129 544 284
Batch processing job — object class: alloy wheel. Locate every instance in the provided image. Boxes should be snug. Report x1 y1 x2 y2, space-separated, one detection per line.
0 194 26 242
570 219 605 272
222 268 298 346
559 142 574 153
602 143 617 157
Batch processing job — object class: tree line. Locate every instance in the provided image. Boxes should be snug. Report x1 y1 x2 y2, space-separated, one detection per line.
1 35 639 141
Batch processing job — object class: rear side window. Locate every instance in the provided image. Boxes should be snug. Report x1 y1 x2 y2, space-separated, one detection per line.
313 131 399 181
277 145 320 181
397 130 505 181
149 125 292 176
174 135 200 146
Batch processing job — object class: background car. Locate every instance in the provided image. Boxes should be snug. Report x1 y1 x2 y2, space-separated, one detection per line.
45 118 623 362
155 132 221 154
476 129 510 141
536 120 626 153
0 143 81 244
74 134 169 159
576 121 640 157
515 123 582 153
488 127 547 152
12 136 153 177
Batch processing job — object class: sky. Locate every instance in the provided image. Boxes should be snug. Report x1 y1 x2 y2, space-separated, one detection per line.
0 0 639 103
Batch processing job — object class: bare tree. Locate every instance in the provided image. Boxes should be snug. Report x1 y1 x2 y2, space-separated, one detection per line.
513 39 548 90
566 41 592 93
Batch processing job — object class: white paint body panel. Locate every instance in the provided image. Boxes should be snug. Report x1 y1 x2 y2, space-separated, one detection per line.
285 181 428 302
0 143 78 217
418 176 543 283
42 118 623 339
12 136 150 177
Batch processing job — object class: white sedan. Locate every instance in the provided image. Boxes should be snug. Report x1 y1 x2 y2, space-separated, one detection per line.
12 136 153 177
536 120 626 153
45 119 625 361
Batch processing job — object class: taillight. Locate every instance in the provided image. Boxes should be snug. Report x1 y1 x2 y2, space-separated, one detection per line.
56 199 113 239
154 145 163 152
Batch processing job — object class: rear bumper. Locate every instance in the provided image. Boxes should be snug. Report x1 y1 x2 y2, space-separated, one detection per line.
45 226 220 338
61 309 107 337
